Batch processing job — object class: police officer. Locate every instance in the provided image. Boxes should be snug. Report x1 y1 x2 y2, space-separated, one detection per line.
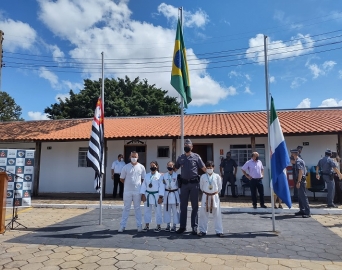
220 151 238 198
316 149 342 208
174 139 206 235
297 145 303 159
293 146 303 202
291 149 311 218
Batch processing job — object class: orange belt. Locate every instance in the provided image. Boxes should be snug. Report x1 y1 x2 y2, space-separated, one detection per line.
203 191 218 213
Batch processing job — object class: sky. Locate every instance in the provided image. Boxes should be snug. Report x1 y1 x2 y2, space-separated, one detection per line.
0 0 342 120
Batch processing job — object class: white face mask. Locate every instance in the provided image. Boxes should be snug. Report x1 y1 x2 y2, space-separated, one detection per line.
131 158 138 163
207 169 213 174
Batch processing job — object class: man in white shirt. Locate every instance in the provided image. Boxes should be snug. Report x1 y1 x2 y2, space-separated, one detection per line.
118 151 146 233
111 154 126 198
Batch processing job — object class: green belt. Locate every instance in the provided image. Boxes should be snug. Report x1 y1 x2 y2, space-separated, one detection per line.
146 190 158 207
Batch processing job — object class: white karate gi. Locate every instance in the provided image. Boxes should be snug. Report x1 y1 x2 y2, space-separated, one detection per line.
199 172 223 234
161 171 180 225
120 162 146 228
140 171 164 224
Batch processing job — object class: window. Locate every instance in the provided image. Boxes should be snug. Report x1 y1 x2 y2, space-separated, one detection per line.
78 147 88 167
230 144 266 166
157 146 170 158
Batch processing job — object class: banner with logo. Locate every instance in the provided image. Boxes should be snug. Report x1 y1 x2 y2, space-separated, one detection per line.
0 149 35 207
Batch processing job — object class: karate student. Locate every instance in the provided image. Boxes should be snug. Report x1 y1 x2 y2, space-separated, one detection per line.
118 151 146 233
141 161 164 233
198 161 224 237
161 161 180 232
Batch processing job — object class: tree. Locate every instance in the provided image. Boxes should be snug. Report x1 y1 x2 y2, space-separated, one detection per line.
0 91 24 121
44 77 181 119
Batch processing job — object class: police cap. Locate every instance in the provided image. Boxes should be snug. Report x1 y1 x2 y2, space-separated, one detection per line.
325 149 332 155
297 145 303 150
290 149 299 154
184 139 192 145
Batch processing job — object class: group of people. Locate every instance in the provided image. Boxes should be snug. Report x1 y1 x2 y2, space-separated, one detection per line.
111 140 342 234
115 139 224 236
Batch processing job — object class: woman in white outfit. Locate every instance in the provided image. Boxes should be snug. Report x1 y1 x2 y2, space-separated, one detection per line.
161 161 180 232
198 160 224 237
141 161 164 233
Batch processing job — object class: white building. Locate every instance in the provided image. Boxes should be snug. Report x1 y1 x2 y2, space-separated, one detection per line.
0 108 341 197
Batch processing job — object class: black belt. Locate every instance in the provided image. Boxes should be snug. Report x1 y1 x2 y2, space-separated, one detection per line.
224 171 233 174
181 176 199 184
165 189 178 211
114 173 120 175
322 173 333 176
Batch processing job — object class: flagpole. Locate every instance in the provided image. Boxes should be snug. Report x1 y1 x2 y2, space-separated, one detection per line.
99 51 105 225
264 35 276 232
179 7 184 154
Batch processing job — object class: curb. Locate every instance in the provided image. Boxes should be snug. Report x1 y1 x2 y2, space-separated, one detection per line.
31 203 342 215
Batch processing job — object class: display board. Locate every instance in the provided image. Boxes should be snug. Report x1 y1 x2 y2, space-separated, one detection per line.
0 149 35 207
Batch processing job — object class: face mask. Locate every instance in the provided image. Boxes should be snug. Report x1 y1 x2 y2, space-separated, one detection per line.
119 158 123 161
255 156 259 161
226 156 230 159
167 167 173 171
150 167 157 172
131 158 138 163
184 146 191 153
207 169 213 174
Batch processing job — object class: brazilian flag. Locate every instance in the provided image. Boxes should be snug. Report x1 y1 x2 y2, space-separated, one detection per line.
171 19 191 108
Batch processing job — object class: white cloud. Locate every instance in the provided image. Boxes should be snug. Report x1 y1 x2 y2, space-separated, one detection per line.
49 45 65 62
157 3 209 28
246 33 314 64
62 80 82 90
269 76 275 83
227 86 237 96
28 111 49 120
37 0 229 107
339 70 342 79
55 93 70 102
296 98 311 108
306 60 336 79
291 77 307 89
273 10 302 29
319 98 342 107
38 67 59 89
244 86 253 95
228 70 238 78
245 74 251 81
0 18 37 52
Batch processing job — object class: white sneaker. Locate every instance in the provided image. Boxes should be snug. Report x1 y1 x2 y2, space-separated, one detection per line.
137 226 142 232
118 226 125 233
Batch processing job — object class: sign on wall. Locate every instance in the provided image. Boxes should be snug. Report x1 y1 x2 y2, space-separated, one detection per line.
0 149 35 208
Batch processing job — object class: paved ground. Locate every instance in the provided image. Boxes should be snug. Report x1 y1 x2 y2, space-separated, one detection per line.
1 206 342 269
30 193 342 209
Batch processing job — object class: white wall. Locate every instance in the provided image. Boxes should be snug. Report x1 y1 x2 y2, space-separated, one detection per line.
24 133 339 196
40 141 96 193
0 142 35 149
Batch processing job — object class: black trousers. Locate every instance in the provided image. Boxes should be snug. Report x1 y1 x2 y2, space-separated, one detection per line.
179 182 199 229
113 173 124 198
221 172 236 196
250 178 265 206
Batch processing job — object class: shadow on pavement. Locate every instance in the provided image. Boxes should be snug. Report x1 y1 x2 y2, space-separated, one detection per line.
4 209 342 261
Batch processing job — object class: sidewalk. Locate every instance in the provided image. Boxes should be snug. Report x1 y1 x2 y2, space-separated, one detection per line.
30 193 342 215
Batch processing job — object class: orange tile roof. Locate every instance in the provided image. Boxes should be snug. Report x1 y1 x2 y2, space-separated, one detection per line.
1 109 341 142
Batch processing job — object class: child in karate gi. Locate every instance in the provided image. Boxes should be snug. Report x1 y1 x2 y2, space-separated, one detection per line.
161 161 180 232
198 161 224 237
141 161 165 233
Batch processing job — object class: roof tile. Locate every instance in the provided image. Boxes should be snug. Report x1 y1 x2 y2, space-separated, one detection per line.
0 109 341 141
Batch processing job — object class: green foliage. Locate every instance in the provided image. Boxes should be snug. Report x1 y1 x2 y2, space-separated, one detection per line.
44 76 180 119
0 91 24 121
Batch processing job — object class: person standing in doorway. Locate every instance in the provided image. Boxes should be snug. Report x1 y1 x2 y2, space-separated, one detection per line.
241 152 267 209
111 154 125 198
118 151 146 233
316 149 342 208
174 139 206 235
220 151 238 198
